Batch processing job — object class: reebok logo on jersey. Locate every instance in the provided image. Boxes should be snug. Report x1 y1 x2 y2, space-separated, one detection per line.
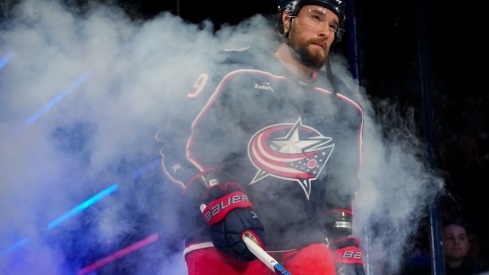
254 82 275 93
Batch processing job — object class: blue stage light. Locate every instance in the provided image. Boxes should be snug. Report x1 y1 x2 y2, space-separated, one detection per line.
23 73 89 126
47 183 118 229
0 238 28 257
0 51 14 70
131 157 161 179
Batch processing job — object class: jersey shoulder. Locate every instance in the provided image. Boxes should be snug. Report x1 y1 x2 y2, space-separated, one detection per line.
217 46 277 70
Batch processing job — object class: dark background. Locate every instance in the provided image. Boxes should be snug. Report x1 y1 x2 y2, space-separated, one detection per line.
114 0 486 103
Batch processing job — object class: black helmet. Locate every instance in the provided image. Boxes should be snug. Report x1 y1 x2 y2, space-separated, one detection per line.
276 0 346 41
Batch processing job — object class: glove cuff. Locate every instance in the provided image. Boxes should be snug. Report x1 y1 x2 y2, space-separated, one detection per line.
202 191 252 225
331 237 364 266
331 237 360 248
332 245 364 265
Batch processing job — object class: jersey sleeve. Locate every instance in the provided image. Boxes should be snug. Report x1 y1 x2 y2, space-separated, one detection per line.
158 49 248 200
159 73 218 197
321 74 365 241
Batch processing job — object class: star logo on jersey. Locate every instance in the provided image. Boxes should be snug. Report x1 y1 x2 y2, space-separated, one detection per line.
247 117 334 200
171 163 182 174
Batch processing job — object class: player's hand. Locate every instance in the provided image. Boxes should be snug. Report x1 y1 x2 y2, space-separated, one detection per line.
330 237 365 275
200 182 267 262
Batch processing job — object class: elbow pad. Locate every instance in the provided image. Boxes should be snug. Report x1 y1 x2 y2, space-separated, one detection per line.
324 210 352 241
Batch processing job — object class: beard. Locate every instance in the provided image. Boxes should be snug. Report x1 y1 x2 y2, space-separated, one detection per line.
295 45 326 69
288 26 328 69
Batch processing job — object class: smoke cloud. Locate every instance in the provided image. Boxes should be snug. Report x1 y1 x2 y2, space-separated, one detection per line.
0 0 444 274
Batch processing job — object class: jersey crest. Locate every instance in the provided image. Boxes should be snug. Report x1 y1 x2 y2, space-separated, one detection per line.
247 117 334 200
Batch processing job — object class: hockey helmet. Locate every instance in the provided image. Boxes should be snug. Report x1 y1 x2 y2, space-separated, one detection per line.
276 0 346 41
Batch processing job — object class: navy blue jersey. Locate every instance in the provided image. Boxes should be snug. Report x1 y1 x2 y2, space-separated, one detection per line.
160 46 364 252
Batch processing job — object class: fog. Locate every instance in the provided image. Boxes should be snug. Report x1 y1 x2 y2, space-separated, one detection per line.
0 0 444 274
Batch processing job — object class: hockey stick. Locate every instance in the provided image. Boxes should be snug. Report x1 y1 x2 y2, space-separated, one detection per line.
242 231 292 275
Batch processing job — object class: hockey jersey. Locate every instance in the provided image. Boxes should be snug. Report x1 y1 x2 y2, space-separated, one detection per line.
160 46 364 253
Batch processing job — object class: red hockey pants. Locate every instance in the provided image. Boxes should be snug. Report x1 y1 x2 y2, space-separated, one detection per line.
186 243 336 275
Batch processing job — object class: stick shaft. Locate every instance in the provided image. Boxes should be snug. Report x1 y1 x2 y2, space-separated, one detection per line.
242 235 292 275
242 235 277 270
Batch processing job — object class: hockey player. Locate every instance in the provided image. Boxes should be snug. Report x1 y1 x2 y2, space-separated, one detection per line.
159 0 366 274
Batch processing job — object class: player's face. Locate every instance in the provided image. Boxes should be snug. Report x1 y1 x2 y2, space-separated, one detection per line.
286 5 339 68
443 225 470 262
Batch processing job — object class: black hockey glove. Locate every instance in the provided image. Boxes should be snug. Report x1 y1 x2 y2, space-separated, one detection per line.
200 182 267 262
330 237 365 275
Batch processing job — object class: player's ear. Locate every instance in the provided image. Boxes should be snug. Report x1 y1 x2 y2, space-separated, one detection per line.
282 12 291 34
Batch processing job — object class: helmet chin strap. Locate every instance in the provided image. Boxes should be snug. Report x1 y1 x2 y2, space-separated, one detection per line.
325 57 338 96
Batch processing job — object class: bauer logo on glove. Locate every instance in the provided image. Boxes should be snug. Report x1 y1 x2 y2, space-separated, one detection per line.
202 192 251 224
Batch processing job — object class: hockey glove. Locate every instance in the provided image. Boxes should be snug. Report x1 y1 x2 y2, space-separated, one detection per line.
200 182 267 262
330 237 365 275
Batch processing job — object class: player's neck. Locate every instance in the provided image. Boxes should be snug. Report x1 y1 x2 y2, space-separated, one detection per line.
273 43 313 82
445 258 464 269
